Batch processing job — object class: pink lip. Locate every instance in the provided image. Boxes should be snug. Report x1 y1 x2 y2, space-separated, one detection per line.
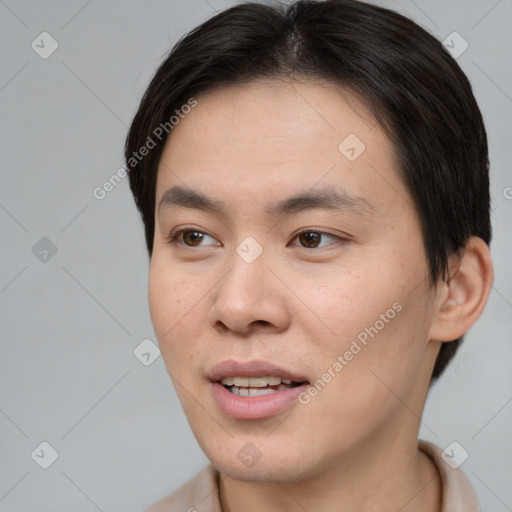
208 359 309 383
208 359 310 420
210 382 309 420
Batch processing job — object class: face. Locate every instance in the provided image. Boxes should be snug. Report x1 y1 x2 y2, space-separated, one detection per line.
149 79 441 483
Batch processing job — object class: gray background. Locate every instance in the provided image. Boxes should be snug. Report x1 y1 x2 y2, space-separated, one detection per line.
1 0 511 510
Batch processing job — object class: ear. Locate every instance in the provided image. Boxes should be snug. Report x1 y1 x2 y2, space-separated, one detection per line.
429 237 493 342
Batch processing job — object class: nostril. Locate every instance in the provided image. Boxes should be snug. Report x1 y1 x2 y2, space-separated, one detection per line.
253 320 271 327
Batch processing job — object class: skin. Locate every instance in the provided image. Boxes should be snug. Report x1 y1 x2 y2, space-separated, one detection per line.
148 78 493 512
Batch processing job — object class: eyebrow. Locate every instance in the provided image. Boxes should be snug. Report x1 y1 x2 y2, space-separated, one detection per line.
158 185 377 218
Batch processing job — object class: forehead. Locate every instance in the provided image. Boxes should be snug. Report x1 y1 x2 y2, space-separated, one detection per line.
155 79 409 218
163 78 381 155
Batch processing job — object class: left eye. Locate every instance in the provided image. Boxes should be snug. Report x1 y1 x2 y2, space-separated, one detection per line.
291 230 341 249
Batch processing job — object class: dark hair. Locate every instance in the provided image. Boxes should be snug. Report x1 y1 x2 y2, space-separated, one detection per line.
124 0 491 381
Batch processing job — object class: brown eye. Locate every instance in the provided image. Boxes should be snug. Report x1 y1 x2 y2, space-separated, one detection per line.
292 230 342 249
182 230 205 246
165 228 218 248
298 231 322 248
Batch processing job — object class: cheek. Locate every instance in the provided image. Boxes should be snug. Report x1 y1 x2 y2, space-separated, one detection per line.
304 261 396 340
148 262 209 414
303 251 431 384
148 259 207 360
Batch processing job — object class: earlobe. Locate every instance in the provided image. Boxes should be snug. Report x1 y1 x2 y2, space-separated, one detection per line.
429 237 493 342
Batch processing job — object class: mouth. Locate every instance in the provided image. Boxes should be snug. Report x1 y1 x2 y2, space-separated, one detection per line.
208 360 310 419
219 376 306 396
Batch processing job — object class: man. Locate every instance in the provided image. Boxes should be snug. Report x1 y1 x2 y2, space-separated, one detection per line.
125 1 493 510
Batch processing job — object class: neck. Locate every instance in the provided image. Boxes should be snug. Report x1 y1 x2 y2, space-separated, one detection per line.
219 419 442 512
219 440 441 512
219 344 443 512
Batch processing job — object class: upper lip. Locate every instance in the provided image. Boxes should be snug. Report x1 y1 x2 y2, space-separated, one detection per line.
209 359 309 383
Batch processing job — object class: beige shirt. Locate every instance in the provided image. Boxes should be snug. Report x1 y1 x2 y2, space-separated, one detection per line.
144 440 479 511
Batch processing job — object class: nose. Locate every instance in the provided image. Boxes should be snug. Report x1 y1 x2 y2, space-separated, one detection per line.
208 248 291 335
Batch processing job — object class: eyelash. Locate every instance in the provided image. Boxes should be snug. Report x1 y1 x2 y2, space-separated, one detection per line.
164 227 346 250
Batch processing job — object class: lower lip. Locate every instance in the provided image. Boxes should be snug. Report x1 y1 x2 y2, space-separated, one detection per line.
210 382 309 420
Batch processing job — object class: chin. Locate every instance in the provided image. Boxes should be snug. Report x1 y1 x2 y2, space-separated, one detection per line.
200 438 324 484
214 458 311 483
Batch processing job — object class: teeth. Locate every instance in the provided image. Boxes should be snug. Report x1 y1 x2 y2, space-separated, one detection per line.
220 376 290 387
228 383 297 395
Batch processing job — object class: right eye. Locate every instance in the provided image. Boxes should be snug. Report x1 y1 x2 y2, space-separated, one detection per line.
165 228 219 248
